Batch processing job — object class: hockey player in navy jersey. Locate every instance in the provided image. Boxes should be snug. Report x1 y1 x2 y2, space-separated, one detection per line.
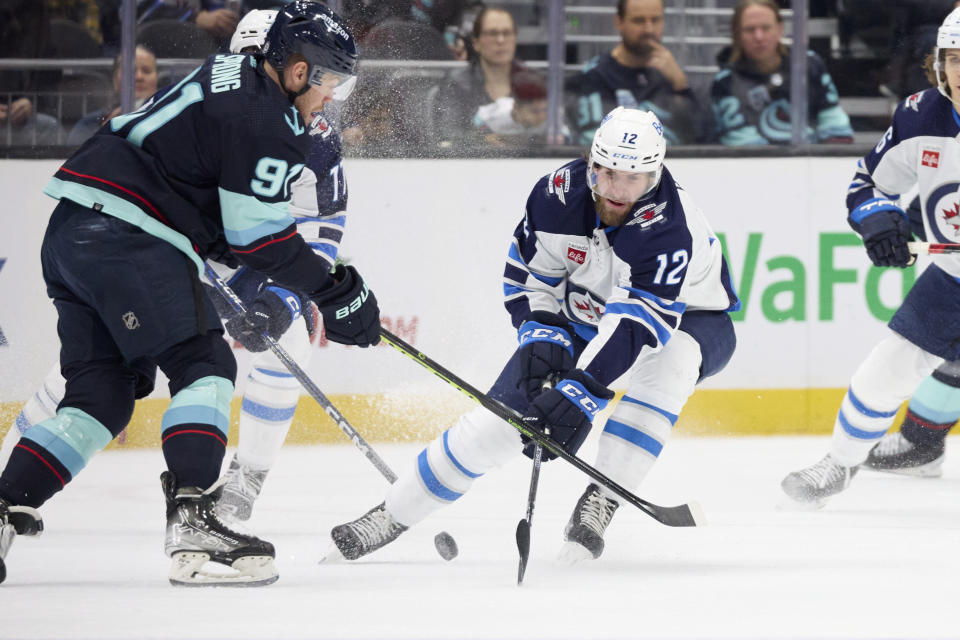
0 1 380 587
0 8 354 526
782 7 960 507
328 106 739 563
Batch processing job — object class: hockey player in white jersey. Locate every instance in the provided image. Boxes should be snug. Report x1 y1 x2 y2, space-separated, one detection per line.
0 9 353 526
782 7 960 506
328 106 739 562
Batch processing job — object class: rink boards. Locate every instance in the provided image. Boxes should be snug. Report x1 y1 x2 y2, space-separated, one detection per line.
0 156 918 445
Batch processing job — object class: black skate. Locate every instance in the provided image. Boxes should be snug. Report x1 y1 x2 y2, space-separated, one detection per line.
161 471 277 587
214 455 269 522
863 432 945 477
781 454 858 508
328 503 407 561
559 484 619 563
0 497 44 585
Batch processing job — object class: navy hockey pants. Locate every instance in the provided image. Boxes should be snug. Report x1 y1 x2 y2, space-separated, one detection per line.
0 200 234 508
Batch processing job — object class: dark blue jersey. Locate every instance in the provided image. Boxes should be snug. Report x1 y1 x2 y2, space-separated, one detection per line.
44 53 333 297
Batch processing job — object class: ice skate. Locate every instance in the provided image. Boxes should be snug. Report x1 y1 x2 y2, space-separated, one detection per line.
781 454 858 508
0 497 44 585
862 432 945 477
214 454 269 522
329 502 407 561
559 484 619 563
161 471 277 587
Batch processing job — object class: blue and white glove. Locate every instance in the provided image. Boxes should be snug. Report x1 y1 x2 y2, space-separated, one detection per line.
849 198 912 267
224 286 302 352
516 311 575 401
522 369 614 461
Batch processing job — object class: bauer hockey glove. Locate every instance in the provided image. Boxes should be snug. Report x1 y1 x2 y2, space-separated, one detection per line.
521 369 614 461
312 264 381 347
516 311 576 401
849 199 912 267
224 286 303 353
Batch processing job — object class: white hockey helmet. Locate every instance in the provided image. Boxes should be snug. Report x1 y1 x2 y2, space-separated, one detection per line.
588 106 666 202
934 7 960 99
229 9 278 54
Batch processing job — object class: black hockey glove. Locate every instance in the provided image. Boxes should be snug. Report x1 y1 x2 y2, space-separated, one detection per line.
849 199 912 268
206 267 266 319
224 286 303 353
515 311 576 401
521 369 614 462
312 264 381 347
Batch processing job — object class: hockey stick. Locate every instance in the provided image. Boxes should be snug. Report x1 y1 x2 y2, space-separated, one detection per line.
378 328 705 528
908 241 960 255
515 428 545 586
203 265 458 560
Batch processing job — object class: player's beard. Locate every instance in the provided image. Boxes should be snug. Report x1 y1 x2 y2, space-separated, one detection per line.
594 194 633 227
622 35 657 60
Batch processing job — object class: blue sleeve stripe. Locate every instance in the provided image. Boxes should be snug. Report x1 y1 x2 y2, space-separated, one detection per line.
504 283 530 297
240 397 298 423
846 388 899 418
622 287 688 314
254 367 294 379
507 241 524 264
530 271 563 287
620 395 679 425
307 241 338 260
837 409 888 440
15 411 31 434
442 430 483 478
605 301 673 345
294 215 346 227
416 449 462 501
602 420 664 456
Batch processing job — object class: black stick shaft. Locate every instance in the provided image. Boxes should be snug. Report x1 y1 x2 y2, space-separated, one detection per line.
379 328 701 528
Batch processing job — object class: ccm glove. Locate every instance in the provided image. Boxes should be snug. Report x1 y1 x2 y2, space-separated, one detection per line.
850 199 912 267
224 286 303 353
516 311 575 401
521 369 614 462
312 264 381 347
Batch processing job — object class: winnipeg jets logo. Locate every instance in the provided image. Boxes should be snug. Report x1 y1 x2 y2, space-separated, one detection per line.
547 168 571 205
942 201 960 236
924 182 960 242
906 91 924 112
309 113 332 139
569 292 604 323
626 201 667 228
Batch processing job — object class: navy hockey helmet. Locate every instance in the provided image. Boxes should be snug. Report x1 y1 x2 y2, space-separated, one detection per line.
262 0 358 101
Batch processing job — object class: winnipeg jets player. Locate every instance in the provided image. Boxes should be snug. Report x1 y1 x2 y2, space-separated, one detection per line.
0 8 353 527
0 1 378 587
328 106 739 562
782 7 960 506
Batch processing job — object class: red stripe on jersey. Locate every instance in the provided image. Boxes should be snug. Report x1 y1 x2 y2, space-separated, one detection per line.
58 167 172 227
14 443 66 487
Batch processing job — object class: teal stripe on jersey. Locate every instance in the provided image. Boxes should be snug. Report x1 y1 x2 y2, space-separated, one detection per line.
161 376 233 437
43 177 204 275
219 187 295 247
22 408 112 477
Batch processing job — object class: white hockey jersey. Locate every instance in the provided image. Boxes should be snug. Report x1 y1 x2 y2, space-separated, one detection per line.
847 88 960 278
503 158 740 386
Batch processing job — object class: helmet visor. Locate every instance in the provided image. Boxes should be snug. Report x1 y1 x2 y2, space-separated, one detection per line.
588 162 658 204
308 67 357 101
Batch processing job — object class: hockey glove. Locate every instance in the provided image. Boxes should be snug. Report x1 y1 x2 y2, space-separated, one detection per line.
516 311 576 401
224 286 303 353
312 264 381 347
521 369 614 462
849 199 912 267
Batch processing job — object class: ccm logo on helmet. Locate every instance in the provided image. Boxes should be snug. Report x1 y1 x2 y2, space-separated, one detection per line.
334 282 370 319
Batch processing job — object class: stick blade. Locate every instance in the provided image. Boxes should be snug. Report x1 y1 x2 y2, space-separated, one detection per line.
652 500 706 527
515 519 531 585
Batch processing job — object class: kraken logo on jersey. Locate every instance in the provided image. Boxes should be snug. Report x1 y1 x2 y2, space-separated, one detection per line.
925 182 960 242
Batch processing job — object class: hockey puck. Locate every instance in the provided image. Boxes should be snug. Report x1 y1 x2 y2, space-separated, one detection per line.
434 531 458 561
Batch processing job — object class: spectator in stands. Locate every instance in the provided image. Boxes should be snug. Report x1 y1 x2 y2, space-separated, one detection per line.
98 0 241 52
473 68 569 146
881 0 960 99
710 0 854 145
565 0 712 146
66 45 159 146
0 0 63 146
429 5 530 147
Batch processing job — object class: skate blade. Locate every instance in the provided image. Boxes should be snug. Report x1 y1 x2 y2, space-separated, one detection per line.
557 541 594 566
168 551 278 587
862 462 944 478
775 495 827 511
318 542 347 564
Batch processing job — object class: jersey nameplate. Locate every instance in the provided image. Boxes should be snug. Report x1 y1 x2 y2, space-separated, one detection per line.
210 54 245 93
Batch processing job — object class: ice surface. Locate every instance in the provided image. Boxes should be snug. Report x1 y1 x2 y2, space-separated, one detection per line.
3 435 959 639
